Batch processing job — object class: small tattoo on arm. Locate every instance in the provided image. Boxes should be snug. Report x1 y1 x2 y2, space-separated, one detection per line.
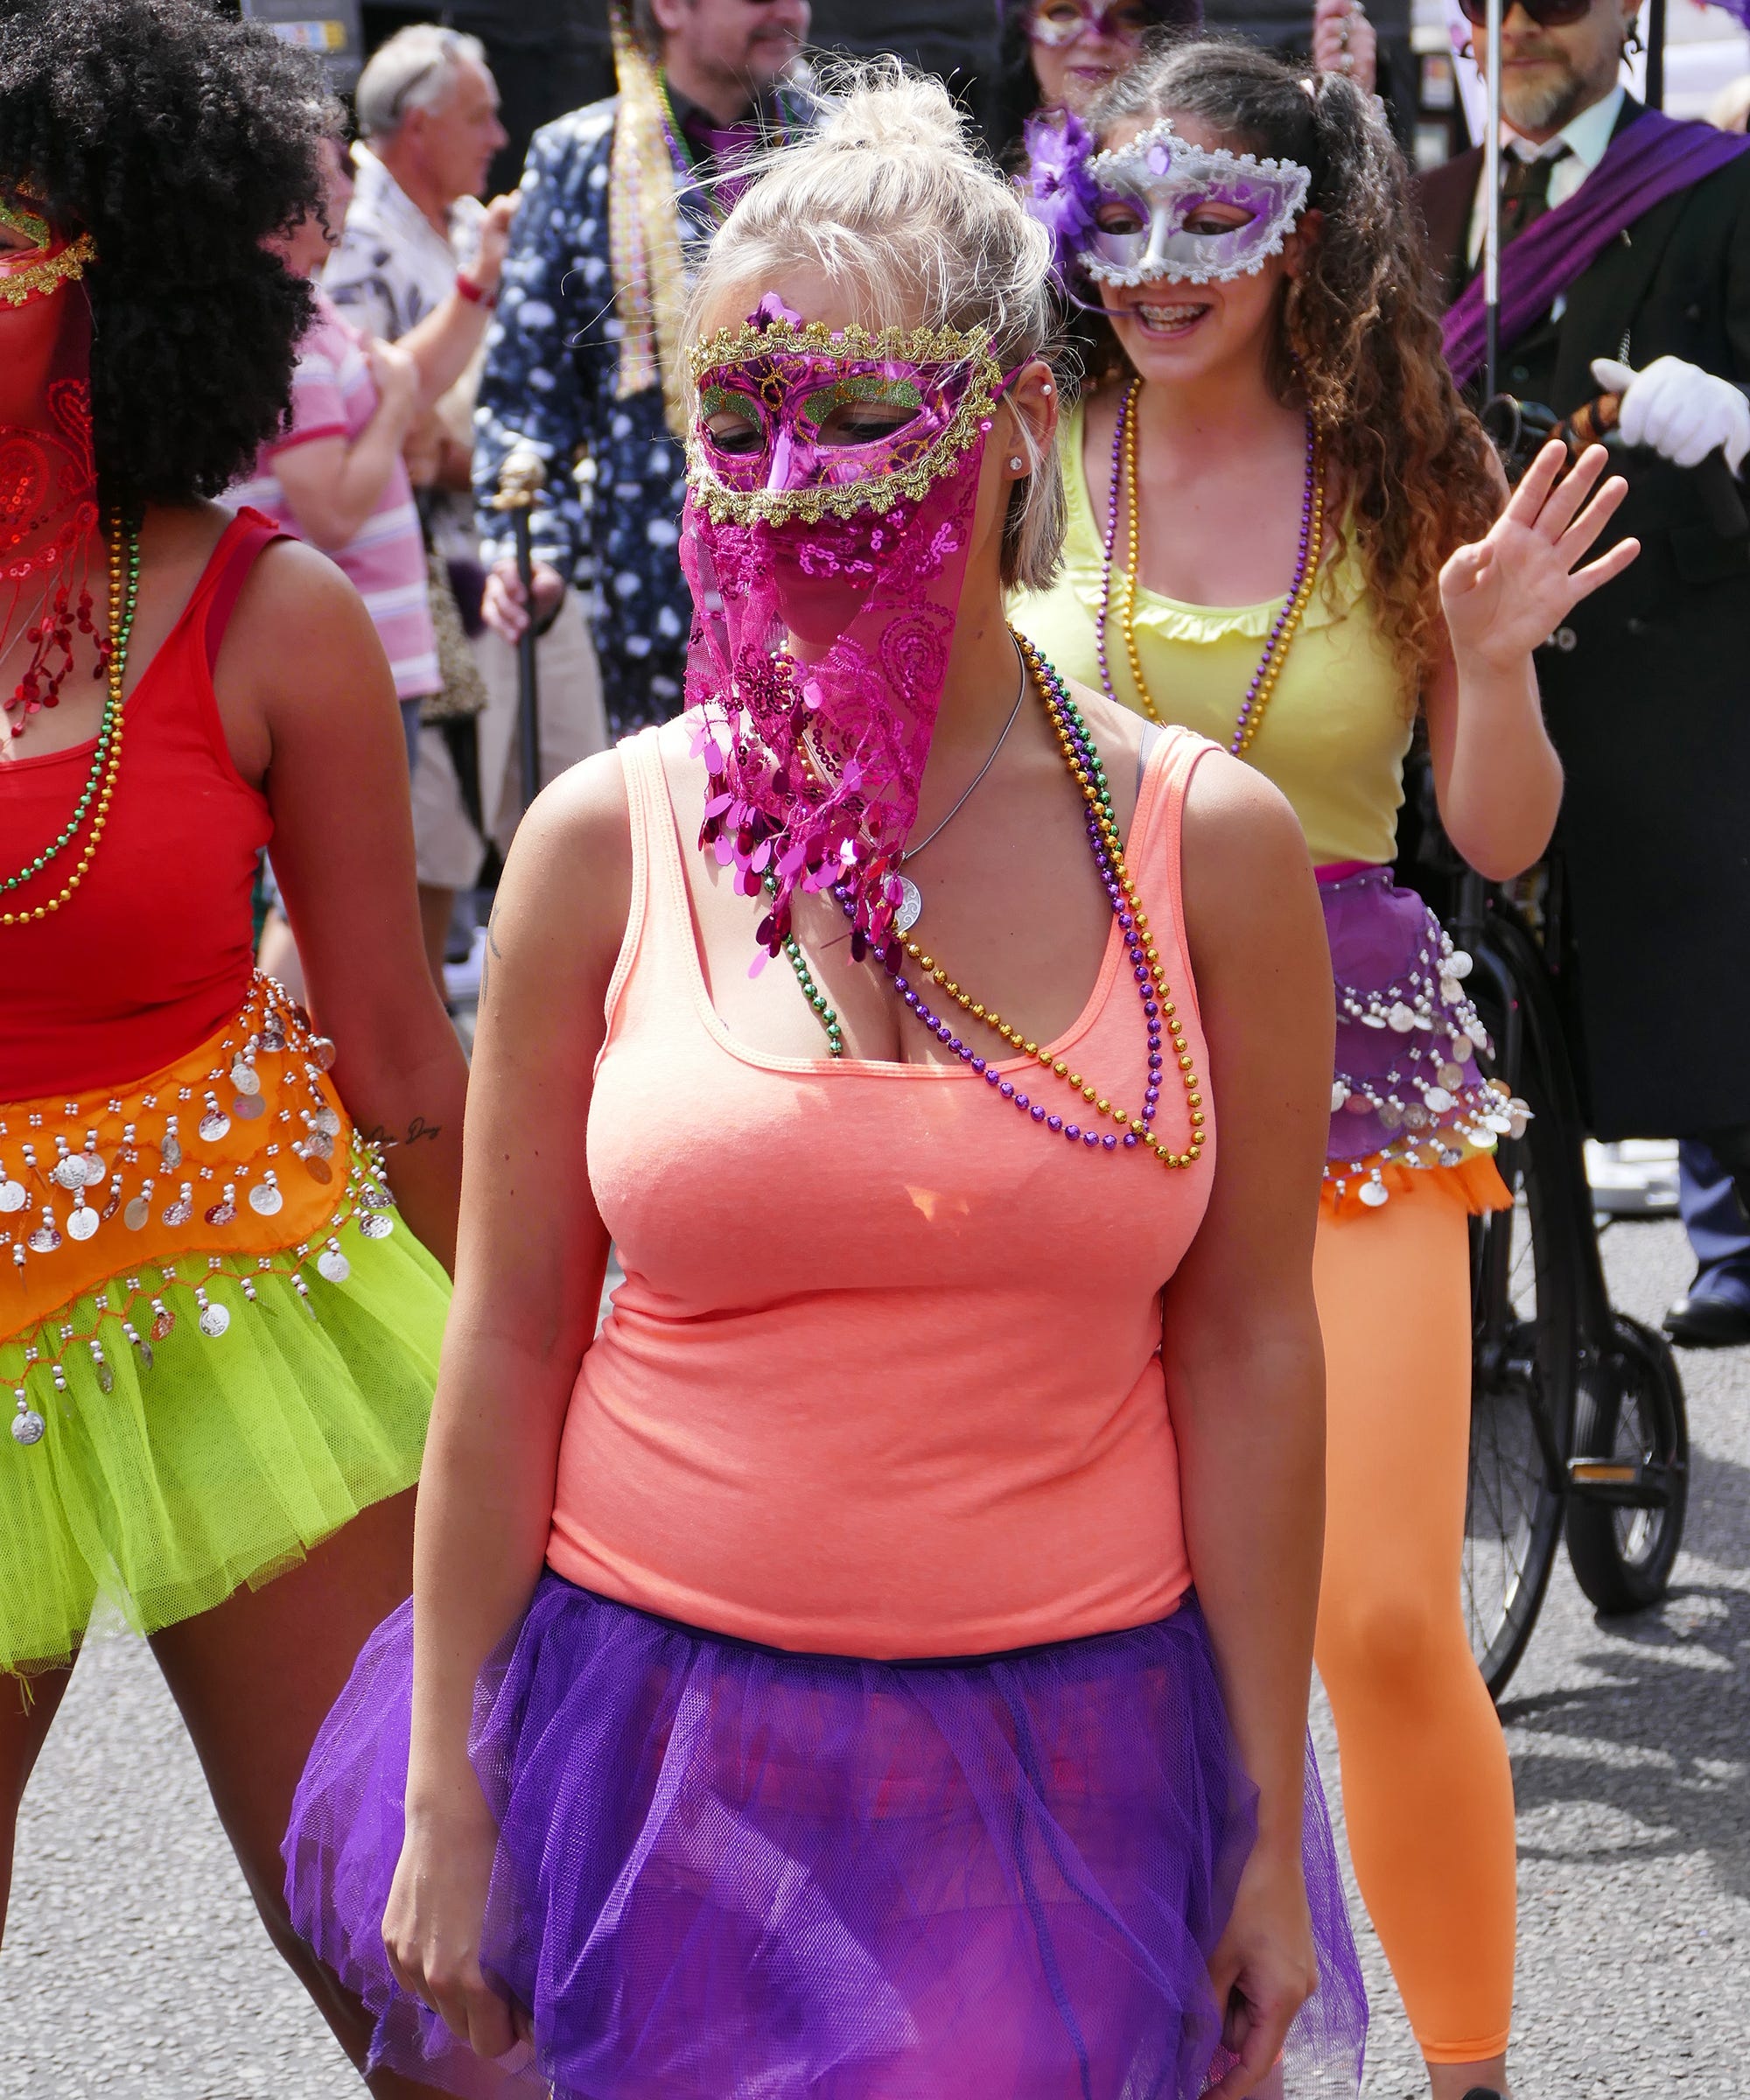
358 1117 442 1152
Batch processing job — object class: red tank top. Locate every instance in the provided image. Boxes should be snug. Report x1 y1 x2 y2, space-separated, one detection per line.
1 510 281 1098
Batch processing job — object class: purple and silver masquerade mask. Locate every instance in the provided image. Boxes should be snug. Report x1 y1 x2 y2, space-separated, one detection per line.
681 295 1011 959
1025 0 1154 47
1083 119 1310 285
1024 112 1309 290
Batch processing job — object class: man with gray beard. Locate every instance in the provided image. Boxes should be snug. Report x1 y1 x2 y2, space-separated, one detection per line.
1418 0 1750 1327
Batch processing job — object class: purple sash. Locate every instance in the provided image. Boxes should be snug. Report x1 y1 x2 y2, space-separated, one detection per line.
1443 108 1750 389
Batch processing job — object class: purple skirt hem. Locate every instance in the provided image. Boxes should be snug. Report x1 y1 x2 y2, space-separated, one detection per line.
286 1576 1367 2098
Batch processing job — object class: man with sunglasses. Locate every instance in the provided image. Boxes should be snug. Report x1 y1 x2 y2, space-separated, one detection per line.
473 0 815 741
1418 0 1750 1302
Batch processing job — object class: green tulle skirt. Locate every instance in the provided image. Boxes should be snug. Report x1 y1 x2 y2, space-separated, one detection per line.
0 1208 447 1676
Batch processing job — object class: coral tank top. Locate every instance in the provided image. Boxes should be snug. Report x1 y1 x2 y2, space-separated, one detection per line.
1 510 279 1099
1013 402 1412 868
547 720 1217 1658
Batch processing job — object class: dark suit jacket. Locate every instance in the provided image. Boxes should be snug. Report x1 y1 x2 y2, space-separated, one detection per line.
1414 103 1750 1138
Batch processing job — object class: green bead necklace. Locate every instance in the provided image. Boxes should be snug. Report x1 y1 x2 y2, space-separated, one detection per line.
2 517 140 921
764 872 844 1057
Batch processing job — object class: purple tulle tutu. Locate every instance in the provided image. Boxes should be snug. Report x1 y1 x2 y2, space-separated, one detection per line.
1320 866 1522 1200
285 1577 1367 2098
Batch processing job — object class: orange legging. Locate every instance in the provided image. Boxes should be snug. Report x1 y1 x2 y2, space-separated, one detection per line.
1312 1184 1517 2066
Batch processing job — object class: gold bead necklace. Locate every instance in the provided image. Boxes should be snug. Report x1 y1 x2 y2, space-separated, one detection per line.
2 515 139 928
1098 374 1326 760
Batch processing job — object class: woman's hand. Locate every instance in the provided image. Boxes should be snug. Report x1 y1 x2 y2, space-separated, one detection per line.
366 335 421 435
382 1788 532 2066
1203 1848 1318 2100
1439 439 1639 675
483 555 566 642
1311 0 1376 93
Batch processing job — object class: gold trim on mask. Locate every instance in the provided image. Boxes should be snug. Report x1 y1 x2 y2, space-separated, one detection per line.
0 232 97 308
685 318 1005 526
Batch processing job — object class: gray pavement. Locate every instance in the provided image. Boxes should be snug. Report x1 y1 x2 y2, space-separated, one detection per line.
2 1216 1746 2096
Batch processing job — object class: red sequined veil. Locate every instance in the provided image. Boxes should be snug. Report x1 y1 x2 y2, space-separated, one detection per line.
1 214 105 739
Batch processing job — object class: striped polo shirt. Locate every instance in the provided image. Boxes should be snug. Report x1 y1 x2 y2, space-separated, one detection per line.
231 288 438 700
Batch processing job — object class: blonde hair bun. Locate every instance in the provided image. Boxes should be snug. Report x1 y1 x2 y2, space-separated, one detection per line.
684 60 1068 593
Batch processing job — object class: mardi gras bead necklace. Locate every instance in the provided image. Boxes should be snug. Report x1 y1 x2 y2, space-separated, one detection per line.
2 514 138 927
654 72 797 226
774 635 1205 1169
1097 374 1326 759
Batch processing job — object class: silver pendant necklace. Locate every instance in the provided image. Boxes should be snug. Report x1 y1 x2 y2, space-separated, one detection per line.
893 640 1028 935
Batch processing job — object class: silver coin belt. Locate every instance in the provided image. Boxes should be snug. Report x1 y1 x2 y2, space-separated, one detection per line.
1326 921 1531 1211
3 976 396 1451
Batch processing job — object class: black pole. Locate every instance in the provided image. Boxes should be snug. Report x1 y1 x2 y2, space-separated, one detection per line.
493 448 548 821
1645 0 1666 109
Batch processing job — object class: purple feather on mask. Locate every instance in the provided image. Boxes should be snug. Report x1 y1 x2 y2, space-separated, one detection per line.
1022 108 1100 284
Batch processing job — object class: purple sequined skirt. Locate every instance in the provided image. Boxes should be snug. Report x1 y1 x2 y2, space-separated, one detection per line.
1321 866 1522 1205
285 1575 1368 2099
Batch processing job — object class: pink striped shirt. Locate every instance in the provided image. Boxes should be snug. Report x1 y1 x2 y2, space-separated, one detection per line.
230 290 438 700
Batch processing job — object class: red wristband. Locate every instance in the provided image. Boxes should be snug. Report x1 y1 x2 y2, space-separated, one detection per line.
456 271 495 309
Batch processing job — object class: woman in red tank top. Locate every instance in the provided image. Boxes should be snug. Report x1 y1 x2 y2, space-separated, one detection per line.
0 5 464 2087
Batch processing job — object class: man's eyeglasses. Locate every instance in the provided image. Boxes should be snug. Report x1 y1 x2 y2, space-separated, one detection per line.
1455 0 1594 30
1027 0 1155 49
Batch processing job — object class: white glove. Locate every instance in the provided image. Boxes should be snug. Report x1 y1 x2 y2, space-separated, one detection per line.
1592 354 1750 474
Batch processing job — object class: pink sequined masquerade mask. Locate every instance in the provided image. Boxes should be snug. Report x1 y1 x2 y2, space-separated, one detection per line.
681 296 1012 959
1024 111 1309 290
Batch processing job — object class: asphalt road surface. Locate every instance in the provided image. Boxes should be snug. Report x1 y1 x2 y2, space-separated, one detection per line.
3 1215 1746 2097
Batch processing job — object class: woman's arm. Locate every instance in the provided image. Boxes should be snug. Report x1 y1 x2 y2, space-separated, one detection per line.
1164 752 1334 2100
393 193 517 406
270 339 421 552
227 541 467 1268
1427 439 1638 880
382 752 632 2061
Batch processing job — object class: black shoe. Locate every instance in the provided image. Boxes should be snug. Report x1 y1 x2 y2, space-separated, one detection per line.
1459 2090 1506 2100
1662 1292 1750 1348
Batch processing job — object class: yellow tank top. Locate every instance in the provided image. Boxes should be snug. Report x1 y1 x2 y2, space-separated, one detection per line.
1012 400 1414 868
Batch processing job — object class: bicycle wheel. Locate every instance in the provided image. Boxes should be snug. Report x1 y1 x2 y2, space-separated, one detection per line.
1565 1312 1690 1614
1464 1009 1578 1700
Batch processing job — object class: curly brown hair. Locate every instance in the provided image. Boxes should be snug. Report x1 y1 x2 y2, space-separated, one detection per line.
1088 38 1499 693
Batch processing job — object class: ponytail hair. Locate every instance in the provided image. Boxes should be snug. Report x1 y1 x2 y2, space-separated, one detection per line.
1090 40 1498 692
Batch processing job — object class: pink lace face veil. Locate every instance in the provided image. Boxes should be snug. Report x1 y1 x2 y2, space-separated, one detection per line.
680 293 1014 960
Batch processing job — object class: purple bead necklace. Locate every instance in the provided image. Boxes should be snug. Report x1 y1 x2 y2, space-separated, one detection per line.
798 634 1206 1171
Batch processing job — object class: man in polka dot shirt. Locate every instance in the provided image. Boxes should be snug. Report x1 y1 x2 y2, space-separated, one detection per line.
473 0 816 737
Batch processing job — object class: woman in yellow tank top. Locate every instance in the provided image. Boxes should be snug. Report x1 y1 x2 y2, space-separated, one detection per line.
1014 41 1637 2100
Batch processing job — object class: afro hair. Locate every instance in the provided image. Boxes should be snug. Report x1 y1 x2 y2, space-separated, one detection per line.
0 0 334 514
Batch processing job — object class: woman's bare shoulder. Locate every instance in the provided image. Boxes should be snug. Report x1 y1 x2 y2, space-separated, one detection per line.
1181 745 1310 876
479 746 634 1021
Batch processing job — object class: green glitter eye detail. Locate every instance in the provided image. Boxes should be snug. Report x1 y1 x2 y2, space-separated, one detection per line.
800 374 925 432
0 195 52 248
700 384 765 454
